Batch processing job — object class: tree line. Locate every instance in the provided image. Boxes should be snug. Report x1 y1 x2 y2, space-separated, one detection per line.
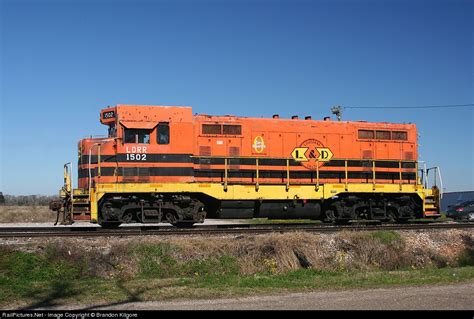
1 194 59 206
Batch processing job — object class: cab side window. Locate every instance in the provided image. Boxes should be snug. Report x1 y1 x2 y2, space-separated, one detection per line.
124 128 150 144
157 123 170 145
108 124 117 137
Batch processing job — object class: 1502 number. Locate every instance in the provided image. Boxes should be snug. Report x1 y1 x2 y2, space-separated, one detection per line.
103 111 115 119
126 154 147 161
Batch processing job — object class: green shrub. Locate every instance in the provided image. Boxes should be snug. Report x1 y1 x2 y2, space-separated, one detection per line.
134 243 239 279
134 243 179 278
458 235 474 267
369 231 402 245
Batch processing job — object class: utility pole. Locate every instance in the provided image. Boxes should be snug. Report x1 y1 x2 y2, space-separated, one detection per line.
331 105 342 121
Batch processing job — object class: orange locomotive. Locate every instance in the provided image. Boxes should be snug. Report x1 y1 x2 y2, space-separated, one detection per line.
51 104 441 227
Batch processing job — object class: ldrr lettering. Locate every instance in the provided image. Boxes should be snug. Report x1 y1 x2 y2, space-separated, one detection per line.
125 146 147 153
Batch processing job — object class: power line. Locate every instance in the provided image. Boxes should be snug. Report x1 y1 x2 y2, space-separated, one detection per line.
342 103 474 109
330 103 474 121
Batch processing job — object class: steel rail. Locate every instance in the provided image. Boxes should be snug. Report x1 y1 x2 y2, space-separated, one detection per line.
0 222 472 238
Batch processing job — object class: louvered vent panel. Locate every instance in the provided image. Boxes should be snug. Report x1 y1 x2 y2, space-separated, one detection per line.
229 147 240 170
362 150 373 159
199 146 212 169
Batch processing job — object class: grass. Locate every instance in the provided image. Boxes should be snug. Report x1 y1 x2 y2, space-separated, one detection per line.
1 229 472 308
2 263 474 308
0 250 86 306
133 243 240 278
1 235 474 309
190 267 474 292
411 212 452 223
368 230 402 245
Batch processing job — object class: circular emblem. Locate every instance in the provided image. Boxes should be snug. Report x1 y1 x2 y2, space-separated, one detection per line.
297 139 334 170
252 136 266 153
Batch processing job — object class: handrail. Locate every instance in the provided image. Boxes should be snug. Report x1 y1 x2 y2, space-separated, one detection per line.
415 162 419 189
192 155 293 160
202 155 419 191
344 160 348 191
255 158 259 191
63 162 73 218
426 166 444 199
437 166 444 199
98 144 101 177
63 162 71 194
223 158 228 191
399 160 402 191
70 162 73 213
315 159 320 191
372 160 376 190
88 143 102 201
192 155 418 163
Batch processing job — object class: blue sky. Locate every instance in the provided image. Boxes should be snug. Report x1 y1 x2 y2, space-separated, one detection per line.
1 0 473 195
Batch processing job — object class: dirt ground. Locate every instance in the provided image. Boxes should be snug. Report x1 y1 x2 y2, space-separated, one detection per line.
48 281 474 310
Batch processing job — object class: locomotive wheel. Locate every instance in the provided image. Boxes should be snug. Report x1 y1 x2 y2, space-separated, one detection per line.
387 208 400 223
98 213 122 228
164 212 178 224
122 211 134 224
323 208 336 223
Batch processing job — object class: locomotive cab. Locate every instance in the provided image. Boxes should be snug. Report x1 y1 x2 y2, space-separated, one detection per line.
76 105 199 227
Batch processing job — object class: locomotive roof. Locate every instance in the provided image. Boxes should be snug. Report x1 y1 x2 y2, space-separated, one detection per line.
100 104 414 128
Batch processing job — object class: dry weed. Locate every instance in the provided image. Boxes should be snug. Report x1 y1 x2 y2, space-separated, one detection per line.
0 206 54 223
2 229 472 278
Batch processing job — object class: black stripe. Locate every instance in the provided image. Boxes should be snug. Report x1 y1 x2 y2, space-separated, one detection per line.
79 166 416 181
79 167 193 178
193 169 416 181
80 154 193 164
80 154 416 169
193 157 302 166
194 157 416 168
324 160 416 168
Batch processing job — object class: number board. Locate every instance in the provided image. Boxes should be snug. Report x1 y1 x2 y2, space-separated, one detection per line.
102 111 115 120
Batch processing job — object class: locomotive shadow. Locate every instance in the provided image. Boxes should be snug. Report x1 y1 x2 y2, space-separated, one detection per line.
79 280 147 310
19 279 151 310
20 280 75 310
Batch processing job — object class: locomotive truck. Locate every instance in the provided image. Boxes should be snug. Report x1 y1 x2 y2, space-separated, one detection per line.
50 104 442 227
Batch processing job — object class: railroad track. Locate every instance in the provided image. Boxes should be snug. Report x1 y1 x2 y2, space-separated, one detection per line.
0 221 473 238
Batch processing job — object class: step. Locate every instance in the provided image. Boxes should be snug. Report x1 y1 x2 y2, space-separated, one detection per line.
73 200 90 205
73 214 91 220
142 217 161 223
424 211 441 217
